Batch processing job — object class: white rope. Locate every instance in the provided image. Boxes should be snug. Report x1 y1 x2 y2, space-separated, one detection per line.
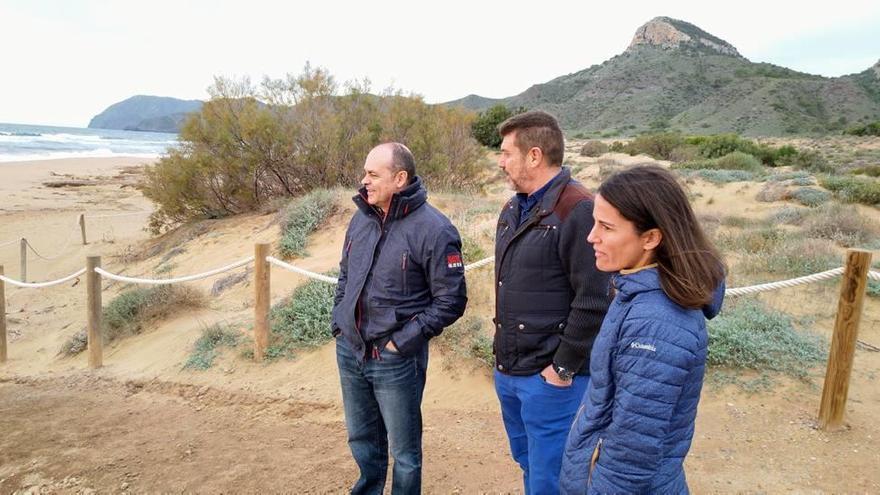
870 270 880 282
266 257 339 284
22 217 82 261
0 237 21 248
0 268 86 288
726 268 845 297
465 255 495 272
95 256 254 285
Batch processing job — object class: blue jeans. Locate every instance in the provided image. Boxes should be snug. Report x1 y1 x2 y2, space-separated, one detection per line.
495 370 589 495
336 338 428 495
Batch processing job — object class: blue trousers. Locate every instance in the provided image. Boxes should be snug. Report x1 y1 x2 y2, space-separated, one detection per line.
336 339 428 495
495 370 589 495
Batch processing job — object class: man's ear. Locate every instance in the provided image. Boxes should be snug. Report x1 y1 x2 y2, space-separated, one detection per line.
642 228 662 251
395 170 409 188
527 146 544 167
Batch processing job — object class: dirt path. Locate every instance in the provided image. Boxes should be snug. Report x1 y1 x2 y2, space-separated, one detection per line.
0 374 521 494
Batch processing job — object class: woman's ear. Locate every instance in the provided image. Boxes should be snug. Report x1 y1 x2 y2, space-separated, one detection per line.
642 228 662 251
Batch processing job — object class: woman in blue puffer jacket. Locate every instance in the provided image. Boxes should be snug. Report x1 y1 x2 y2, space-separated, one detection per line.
560 165 726 494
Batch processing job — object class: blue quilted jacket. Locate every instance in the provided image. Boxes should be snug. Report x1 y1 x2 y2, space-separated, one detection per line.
560 267 723 495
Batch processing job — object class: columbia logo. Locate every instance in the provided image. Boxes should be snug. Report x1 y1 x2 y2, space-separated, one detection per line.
630 342 656 352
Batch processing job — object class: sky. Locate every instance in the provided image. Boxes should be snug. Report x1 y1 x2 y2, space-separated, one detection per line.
1 0 879 127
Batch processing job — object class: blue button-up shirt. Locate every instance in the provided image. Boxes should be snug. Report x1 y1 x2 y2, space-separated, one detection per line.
516 171 560 227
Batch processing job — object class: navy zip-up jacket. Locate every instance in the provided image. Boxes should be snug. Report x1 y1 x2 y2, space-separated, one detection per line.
331 177 468 360
560 267 724 495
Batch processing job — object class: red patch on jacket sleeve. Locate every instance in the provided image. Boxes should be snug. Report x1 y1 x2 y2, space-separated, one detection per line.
446 252 463 269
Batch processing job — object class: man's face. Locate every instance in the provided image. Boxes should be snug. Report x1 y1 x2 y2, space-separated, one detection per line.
361 147 406 212
498 132 530 193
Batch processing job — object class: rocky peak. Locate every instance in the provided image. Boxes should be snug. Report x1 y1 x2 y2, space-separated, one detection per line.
627 17 741 57
873 59 880 78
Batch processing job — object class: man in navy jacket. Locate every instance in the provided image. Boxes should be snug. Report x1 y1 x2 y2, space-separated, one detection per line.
493 111 612 494
331 142 468 494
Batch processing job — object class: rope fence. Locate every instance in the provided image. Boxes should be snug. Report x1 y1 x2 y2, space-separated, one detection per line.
0 244 876 431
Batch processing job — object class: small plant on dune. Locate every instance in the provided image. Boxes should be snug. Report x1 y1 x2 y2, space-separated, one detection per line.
60 284 206 356
268 273 337 359
707 298 827 388
279 189 337 258
766 206 807 226
738 236 838 280
866 280 880 298
184 323 242 370
789 187 831 207
435 316 494 367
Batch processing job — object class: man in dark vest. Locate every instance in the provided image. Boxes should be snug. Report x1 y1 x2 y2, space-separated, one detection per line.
492 111 612 494
331 142 468 494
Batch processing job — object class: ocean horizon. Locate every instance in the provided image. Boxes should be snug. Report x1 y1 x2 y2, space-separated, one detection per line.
0 122 178 163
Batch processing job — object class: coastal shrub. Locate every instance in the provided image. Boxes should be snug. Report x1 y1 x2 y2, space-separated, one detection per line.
609 141 626 152
579 140 609 157
843 121 880 136
766 206 807 225
820 175 880 205
791 150 834 174
850 165 880 177
867 280 880 298
763 170 813 184
790 187 831 207
471 105 527 148
738 236 838 279
755 182 790 202
142 66 484 232
279 189 337 258
184 323 242 370
436 316 494 367
623 132 684 159
676 168 756 184
60 285 206 355
707 299 826 381
268 274 337 358
802 203 880 247
715 151 763 172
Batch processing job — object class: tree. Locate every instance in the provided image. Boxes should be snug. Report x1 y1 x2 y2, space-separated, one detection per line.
471 104 526 148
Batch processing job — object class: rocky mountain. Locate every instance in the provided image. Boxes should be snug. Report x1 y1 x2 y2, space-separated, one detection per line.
448 17 880 136
89 95 203 133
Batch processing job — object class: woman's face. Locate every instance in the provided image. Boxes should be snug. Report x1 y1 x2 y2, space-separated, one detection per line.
587 194 659 272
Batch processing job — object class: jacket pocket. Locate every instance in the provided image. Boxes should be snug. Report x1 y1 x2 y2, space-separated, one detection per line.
588 437 603 487
401 251 409 296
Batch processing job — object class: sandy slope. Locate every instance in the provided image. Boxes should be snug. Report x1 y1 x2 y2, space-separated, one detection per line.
1 154 879 493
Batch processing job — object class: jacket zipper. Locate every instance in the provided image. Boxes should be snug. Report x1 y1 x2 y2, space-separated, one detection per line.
588 437 603 486
401 251 409 296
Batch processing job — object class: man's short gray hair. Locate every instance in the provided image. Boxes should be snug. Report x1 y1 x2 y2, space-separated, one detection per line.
389 142 416 184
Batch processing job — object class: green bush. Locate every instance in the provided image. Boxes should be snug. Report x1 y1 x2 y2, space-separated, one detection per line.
715 151 763 172
279 189 337 258
269 275 337 358
142 66 485 232
850 165 880 177
707 299 826 381
184 324 242 370
843 121 880 136
624 133 684 160
791 150 834 174
867 280 880 298
609 141 626 153
471 105 526 148
820 175 880 205
676 168 757 184
790 187 831 207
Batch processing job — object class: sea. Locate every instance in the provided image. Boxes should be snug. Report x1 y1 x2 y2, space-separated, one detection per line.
0 122 178 163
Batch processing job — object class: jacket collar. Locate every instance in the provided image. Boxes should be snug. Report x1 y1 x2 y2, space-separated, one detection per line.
613 266 725 319
353 176 427 222
512 167 572 229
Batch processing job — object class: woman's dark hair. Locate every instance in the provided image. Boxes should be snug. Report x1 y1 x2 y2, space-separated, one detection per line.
598 165 725 309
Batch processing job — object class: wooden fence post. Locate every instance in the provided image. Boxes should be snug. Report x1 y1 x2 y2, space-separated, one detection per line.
0 265 6 363
20 238 26 283
87 256 103 369
254 243 270 362
818 248 872 430
79 213 87 245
